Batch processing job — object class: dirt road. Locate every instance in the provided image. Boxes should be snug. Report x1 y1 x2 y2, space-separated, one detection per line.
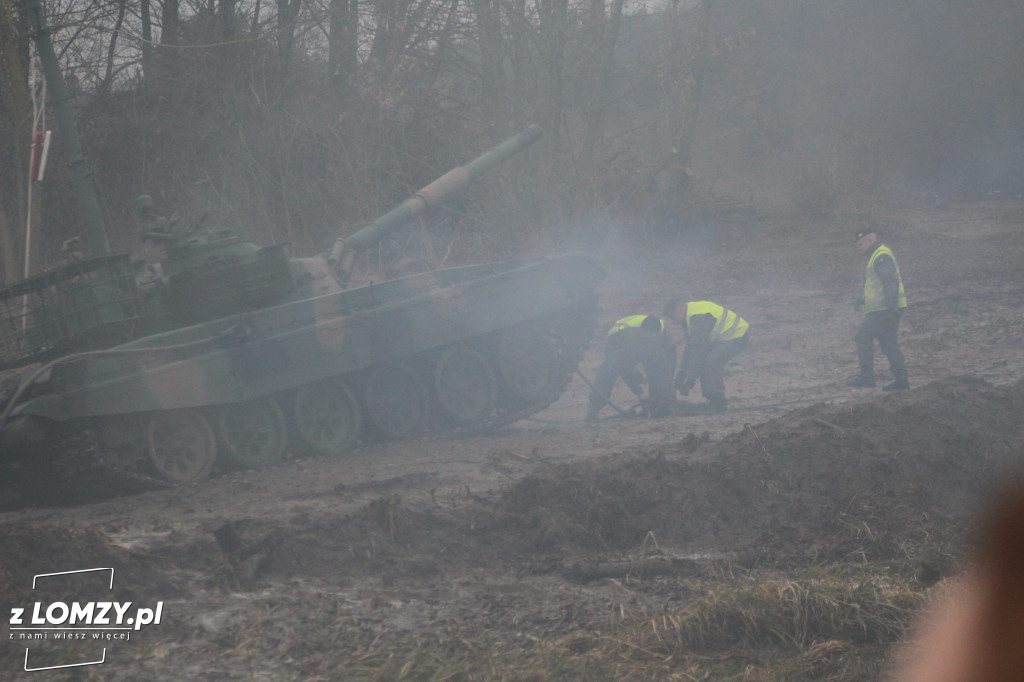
2 200 1023 680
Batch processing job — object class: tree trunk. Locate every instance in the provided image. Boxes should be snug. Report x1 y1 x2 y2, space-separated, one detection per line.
578 0 625 176
0 199 22 285
0 0 33 282
158 0 180 81
100 0 128 95
161 0 180 46
328 0 358 97
471 0 505 125
219 0 236 36
675 0 713 171
140 0 152 82
276 0 302 90
535 0 570 230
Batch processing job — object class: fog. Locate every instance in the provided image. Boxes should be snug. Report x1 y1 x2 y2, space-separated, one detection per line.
651 0 1024 209
3 0 1024 276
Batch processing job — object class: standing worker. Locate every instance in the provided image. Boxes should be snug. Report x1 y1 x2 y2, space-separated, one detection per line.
585 315 676 422
663 299 749 412
846 229 909 391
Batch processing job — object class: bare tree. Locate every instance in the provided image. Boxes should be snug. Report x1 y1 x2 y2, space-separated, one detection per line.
575 0 625 174
140 0 153 78
99 0 128 94
0 0 34 282
275 0 301 86
162 0 181 47
327 0 357 96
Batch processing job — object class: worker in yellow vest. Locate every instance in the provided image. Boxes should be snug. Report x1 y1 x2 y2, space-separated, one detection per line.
585 314 676 422
846 229 909 391
663 299 749 412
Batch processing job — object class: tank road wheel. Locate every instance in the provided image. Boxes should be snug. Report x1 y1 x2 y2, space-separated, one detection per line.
497 325 561 403
292 379 361 456
146 409 217 484
216 397 288 469
365 364 429 440
433 345 497 426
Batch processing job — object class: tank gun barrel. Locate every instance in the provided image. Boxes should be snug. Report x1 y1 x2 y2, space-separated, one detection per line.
329 125 542 282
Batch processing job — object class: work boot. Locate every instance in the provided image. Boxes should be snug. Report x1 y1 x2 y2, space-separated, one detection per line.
845 373 876 388
883 378 910 391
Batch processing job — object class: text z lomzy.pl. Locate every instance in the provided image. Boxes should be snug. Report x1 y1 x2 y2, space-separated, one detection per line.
10 602 163 631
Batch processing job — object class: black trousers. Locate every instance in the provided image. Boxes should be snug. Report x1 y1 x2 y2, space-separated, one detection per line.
855 309 907 379
694 334 749 404
589 329 675 416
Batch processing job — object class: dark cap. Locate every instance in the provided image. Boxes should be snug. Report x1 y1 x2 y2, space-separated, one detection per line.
855 229 875 242
640 315 663 334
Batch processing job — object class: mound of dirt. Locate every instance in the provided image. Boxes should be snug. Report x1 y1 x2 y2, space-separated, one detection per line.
490 376 1024 569
228 376 1024 591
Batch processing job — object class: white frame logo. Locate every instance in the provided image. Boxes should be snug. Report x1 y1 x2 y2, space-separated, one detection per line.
8 567 164 672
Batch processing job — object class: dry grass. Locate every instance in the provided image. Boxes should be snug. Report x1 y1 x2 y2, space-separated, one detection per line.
165 567 925 681
634 572 919 653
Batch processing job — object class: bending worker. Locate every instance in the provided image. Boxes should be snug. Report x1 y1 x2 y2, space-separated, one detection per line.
663 299 749 412
846 229 909 391
585 314 676 422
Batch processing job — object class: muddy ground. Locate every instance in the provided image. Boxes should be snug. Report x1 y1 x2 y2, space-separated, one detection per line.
3 200 1024 680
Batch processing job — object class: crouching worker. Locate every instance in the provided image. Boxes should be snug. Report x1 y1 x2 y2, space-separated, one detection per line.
663 299 749 412
585 315 676 422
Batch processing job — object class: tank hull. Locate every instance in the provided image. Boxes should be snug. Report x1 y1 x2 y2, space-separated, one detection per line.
13 251 600 418
3 252 603 485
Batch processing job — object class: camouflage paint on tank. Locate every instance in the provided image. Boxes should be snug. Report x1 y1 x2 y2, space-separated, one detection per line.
8 252 603 420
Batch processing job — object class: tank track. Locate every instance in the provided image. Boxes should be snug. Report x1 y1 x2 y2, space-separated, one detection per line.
435 298 598 438
1 299 599 507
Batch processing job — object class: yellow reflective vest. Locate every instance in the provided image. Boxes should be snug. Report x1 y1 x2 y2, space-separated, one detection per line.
685 301 748 342
607 314 664 336
864 244 907 312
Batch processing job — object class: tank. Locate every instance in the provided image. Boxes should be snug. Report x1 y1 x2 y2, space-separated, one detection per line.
0 125 604 488
0 1 604 493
